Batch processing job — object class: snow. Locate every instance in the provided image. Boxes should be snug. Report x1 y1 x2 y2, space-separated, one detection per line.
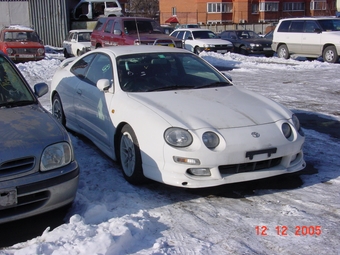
1 48 340 255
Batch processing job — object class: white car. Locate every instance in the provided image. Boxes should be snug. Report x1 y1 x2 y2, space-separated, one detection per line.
272 17 340 63
170 28 233 54
63 29 92 58
50 45 306 188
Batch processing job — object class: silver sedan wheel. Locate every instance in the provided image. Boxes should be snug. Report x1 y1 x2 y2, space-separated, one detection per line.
52 94 65 126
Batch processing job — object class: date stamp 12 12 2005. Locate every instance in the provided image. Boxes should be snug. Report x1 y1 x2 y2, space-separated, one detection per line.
255 226 322 236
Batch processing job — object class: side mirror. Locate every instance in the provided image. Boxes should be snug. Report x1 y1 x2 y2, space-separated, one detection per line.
314 28 322 34
97 79 111 91
34 82 48 97
113 29 122 35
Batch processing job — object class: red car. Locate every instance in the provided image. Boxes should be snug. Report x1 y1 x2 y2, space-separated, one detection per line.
90 17 183 49
0 25 45 62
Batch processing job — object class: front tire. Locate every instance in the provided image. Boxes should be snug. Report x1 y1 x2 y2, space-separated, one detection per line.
52 93 66 126
119 124 146 184
323 46 339 63
277 44 290 59
194 46 202 54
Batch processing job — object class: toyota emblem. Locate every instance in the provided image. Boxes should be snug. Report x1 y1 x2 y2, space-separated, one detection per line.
251 132 260 138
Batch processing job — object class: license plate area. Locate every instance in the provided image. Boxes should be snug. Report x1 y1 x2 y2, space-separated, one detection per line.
0 189 18 209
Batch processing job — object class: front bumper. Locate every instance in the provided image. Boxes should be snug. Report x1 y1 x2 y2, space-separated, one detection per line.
0 161 79 224
142 122 306 188
200 45 234 53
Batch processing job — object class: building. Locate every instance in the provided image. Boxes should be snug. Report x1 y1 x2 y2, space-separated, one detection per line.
159 0 337 26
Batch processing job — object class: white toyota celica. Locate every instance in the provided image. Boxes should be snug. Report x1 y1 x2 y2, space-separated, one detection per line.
50 45 306 188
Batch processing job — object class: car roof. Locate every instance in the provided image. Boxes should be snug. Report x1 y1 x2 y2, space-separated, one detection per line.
69 29 93 33
280 16 338 21
2 25 34 32
173 28 214 32
89 45 191 57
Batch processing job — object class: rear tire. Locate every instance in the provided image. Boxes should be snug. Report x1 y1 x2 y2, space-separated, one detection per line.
240 46 249 55
119 124 146 185
63 49 69 58
52 94 66 126
277 45 290 59
323 46 339 63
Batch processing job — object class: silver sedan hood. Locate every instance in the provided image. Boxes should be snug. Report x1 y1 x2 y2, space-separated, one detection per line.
128 86 292 129
0 104 66 160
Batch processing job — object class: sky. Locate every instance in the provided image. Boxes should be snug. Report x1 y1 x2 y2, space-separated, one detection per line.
1 49 339 255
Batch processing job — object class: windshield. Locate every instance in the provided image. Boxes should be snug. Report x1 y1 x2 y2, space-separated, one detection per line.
4 31 40 42
0 56 35 107
78 32 91 42
124 20 162 34
117 53 232 92
192 30 218 39
236 30 261 39
318 19 340 31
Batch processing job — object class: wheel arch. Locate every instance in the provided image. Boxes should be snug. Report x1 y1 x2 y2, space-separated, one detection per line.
322 43 337 54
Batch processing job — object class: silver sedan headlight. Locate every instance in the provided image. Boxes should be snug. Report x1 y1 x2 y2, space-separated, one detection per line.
40 142 72 171
203 44 214 48
202 132 219 149
164 128 193 147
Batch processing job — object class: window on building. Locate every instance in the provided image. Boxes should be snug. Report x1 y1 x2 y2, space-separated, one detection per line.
172 7 177 16
207 3 233 13
310 0 327 10
252 4 259 13
259 2 279 12
283 2 305 11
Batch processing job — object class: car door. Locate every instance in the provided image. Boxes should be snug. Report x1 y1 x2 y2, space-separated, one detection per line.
102 19 117 46
73 52 115 149
286 21 304 54
183 30 194 51
301 20 322 56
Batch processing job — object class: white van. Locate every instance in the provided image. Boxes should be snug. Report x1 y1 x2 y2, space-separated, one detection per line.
72 0 123 21
272 17 340 63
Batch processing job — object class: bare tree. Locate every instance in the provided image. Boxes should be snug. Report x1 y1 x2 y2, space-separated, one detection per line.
126 0 159 18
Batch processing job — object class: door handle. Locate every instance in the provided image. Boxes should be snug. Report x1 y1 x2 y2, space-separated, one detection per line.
76 89 82 95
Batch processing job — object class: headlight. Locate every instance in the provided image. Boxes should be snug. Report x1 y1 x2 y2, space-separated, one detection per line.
37 48 45 55
7 48 13 54
203 44 214 48
164 128 193 147
250 43 261 47
202 132 219 149
40 142 72 171
281 123 292 139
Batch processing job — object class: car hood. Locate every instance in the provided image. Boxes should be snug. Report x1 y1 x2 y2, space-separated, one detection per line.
195 38 233 46
0 104 66 159
128 86 292 129
2 41 44 48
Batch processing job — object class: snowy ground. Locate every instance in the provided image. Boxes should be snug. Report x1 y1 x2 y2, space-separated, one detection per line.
1 49 339 255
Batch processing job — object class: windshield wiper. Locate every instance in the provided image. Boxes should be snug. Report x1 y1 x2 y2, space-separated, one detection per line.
195 82 231 89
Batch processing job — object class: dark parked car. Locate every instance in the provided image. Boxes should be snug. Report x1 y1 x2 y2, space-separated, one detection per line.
219 30 274 57
0 51 79 224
